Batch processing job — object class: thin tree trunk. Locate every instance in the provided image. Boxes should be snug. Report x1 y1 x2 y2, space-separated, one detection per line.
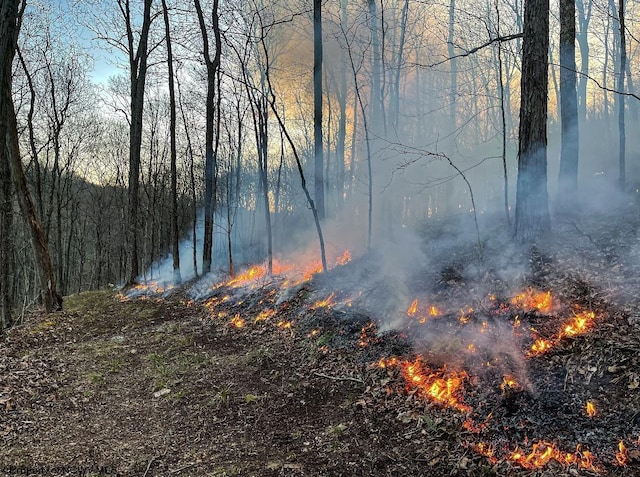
0 126 12 328
335 0 348 210
448 0 457 131
162 0 181 284
618 0 626 189
259 31 327 272
576 0 592 123
314 0 325 220
558 0 579 200
495 1 510 226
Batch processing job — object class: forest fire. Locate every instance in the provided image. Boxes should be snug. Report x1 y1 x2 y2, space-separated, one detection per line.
510 289 553 313
358 322 378 347
406 299 441 323
123 255 623 473
617 440 628 466
311 293 336 309
528 309 597 356
508 441 598 471
395 358 471 412
220 250 352 291
229 314 245 328
254 309 276 322
561 310 595 337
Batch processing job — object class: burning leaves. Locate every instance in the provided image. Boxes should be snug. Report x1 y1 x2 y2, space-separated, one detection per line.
617 440 629 466
229 314 245 329
510 289 553 313
528 308 598 356
378 356 471 412
508 441 598 471
406 298 441 324
401 359 471 412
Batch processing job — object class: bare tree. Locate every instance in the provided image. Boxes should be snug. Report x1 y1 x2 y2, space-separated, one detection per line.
194 0 221 274
1 0 59 313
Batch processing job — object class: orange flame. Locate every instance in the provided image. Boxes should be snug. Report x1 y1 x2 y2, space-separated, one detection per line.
407 299 419 317
616 440 628 466
254 309 276 322
500 375 519 392
400 358 470 412
473 442 498 464
335 249 351 266
511 289 553 313
528 310 597 356
429 305 441 316
358 322 378 347
229 314 245 328
509 441 598 471
586 401 596 417
560 310 595 337
276 320 293 332
530 338 553 355
225 265 267 288
377 357 399 369
311 293 335 309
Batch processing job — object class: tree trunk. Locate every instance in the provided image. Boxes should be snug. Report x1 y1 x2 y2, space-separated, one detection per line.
125 0 153 286
162 0 181 284
558 0 579 200
335 0 348 210
448 0 457 131
618 0 626 189
0 126 12 328
514 0 551 242
314 0 325 220
1 0 59 313
576 0 592 123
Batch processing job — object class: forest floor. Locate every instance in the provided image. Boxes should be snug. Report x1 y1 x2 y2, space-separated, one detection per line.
3 198 640 476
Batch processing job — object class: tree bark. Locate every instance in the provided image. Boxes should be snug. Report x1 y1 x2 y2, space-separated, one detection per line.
558 0 579 200
0 122 12 328
1 0 59 313
314 0 325 220
514 0 551 242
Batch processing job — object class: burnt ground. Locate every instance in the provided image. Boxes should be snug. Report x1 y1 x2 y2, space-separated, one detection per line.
3 201 640 476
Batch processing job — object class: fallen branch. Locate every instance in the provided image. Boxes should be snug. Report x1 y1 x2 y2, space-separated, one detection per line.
143 455 159 477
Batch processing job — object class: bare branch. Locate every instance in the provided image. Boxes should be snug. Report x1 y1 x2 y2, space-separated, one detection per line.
410 33 523 68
